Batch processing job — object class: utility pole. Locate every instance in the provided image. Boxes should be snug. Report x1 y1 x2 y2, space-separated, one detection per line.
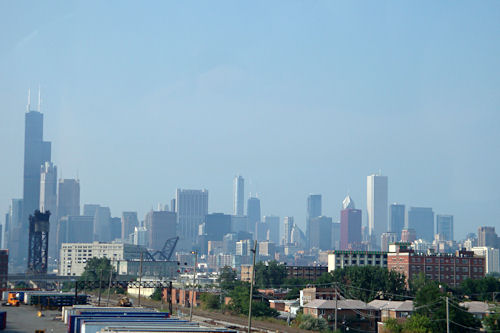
189 251 198 322
106 264 113 306
138 251 143 307
247 240 258 333
334 282 338 331
97 269 103 306
445 296 449 333
168 281 173 315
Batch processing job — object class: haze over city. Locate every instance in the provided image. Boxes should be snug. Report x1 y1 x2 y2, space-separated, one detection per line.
1 1 500 240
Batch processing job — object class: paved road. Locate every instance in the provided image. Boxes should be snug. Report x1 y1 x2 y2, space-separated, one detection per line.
1 305 66 333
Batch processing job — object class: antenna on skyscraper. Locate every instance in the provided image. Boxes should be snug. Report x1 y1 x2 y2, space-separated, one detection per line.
27 88 31 112
38 85 41 111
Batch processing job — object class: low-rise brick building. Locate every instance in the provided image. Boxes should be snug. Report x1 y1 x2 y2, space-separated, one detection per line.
388 243 485 286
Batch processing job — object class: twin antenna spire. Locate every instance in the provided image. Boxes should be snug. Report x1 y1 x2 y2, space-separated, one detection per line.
26 86 42 112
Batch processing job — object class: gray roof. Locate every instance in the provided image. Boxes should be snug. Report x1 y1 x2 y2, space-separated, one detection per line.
368 300 414 312
303 299 375 310
459 301 494 314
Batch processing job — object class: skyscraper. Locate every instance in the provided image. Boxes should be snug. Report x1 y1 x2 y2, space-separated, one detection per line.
204 213 232 241
407 207 434 242
436 215 454 241
283 216 294 245
176 189 209 249
381 232 398 252
121 212 139 240
40 162 58 258
264 215 280 245
6 199 23 270
309 216 332 250
306 194 322 244
144 210 177 251
477 227 498 248
233 175 244 216
93 206 111 242
247 196 261 234
22 90 51 268
340 195 362 250
389 203 405 240
57 179 80 221
367 174 388 245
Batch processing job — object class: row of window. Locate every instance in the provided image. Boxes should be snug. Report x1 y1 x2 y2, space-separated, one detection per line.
409 257 481 265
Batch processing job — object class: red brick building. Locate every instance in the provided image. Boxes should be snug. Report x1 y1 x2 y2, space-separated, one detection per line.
162 287 203 308
388 244 485 287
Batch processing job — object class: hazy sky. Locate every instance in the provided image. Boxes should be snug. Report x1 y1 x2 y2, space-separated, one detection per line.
1 1 499 239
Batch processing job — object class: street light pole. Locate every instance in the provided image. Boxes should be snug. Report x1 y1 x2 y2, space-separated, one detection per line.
247 240 258 333
189 251 198 322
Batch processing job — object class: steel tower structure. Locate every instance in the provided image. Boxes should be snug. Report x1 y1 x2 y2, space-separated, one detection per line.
27 210 50 274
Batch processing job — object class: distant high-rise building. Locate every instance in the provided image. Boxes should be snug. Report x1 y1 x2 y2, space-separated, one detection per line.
110 217 121 241
309 216 332 250
340 195 362 250
367 174 388 244
254 222 268 242
264 215 280 245
22 91 51 269
283 216 294 245
57 179 80 220
93 206 111 242
477 227 498 248
176 189 208 249
401 228 417 243
39 162 57 214
230 215 248 233
121 212 139 240
436 215 454 241
306 194 322 245
381 232 398 252
40 162 58 258
408 207 434 242
83 204 99 217
6 199 23 270
144 210 177 251
247 196 261 234
331 222 341 249
223 233 237 255
133 226 148 247
205 213 232 241
389 204 405 240
233 175 244 216
57 215 94 246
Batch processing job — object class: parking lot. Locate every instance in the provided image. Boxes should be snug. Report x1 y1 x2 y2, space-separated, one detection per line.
1 305 66 333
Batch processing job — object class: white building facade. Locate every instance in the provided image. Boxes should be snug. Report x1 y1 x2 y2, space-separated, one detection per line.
367 174 388 246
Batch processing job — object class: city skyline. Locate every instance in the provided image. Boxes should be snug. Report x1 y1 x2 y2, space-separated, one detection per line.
1 2 500 240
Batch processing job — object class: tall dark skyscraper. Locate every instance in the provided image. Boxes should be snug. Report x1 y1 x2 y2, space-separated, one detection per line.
408 207 434 242
306 194 322 244
389 203 405 240
436 214 454 241
247 196 261 234
20 91 51 271
176 188 209 250
121 211 139 240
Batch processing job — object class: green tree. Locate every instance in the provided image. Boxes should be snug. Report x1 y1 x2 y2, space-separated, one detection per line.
199 293 221 310
483 308 500 332
79 257 115 288
227 283 278 317
317 266 408 302
150 287 163 301
383 318 403 333
414 277 481 332
460 276 500 301
218 266 238 290
254 261 286 289
403 313 432 333
294 313 328 331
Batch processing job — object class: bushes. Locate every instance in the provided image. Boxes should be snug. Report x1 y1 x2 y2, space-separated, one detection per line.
294 313 328 331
